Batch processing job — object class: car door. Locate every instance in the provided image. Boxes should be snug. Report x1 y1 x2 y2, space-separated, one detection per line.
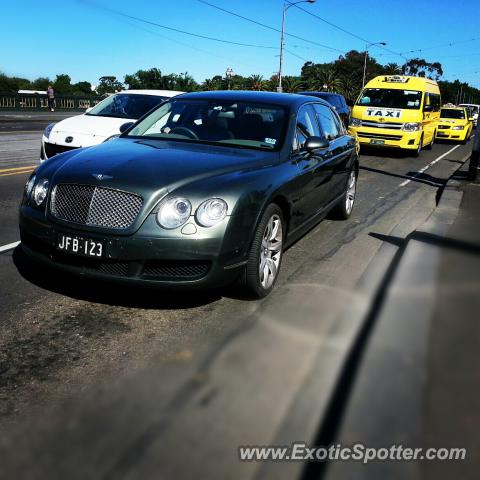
312 103 353 201
290 104 335 229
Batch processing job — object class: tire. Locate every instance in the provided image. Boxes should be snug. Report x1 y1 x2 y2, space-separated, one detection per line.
330 167 357 220
425 131 435 150
412 135 423 157
240 204 285 299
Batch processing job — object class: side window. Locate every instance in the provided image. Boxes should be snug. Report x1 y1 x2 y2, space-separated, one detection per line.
313 104 340 140
294 105 320 151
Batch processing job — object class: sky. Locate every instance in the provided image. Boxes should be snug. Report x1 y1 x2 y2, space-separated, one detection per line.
2 0 480 87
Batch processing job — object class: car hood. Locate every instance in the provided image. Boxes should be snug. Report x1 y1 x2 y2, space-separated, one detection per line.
50 114 133 144
39 138 278 231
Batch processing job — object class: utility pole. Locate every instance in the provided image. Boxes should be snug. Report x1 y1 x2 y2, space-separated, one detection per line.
362 41 387 89
277 0 316 93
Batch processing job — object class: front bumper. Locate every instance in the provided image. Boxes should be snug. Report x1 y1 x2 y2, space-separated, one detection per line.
19 206 248 289
435 128 468 141
40 137 80 163
348 126 421 150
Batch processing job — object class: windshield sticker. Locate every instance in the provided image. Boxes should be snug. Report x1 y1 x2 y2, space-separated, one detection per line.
264 137 277 145
404 90 418 95
365 108 402 118
193 119 203 125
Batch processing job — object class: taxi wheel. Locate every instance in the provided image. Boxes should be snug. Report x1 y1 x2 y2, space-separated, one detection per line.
412 135 423 157
425 131 435 150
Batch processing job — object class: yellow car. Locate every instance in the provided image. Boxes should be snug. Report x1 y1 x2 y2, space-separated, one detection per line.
435 107 473 143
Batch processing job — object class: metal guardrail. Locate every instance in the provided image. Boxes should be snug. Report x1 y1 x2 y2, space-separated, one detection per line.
0 93 103 111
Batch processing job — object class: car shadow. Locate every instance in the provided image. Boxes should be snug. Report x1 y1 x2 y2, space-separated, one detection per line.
360 146 410 158
360 165 445 187
13 246 221 310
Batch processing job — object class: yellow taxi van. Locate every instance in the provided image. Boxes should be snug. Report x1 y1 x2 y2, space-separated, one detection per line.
349 75 441 156
435 106 474 143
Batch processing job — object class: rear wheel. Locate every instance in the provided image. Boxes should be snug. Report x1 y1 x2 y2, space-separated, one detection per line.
330 167 357 220
241 204 284 298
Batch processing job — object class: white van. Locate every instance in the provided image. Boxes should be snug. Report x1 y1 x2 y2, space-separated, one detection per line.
459 103 479 126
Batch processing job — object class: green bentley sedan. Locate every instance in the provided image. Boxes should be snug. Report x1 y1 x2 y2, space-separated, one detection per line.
20 91 358 298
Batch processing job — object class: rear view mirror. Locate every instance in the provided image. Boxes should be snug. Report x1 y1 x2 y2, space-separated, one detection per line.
423 105 433 112
304 136 329 152
119 122 134 133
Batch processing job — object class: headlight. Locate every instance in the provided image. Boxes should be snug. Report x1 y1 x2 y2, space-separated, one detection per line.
44 123 55 139
25 174 36 199
32 178 49 206
157 197 191 229
402 122 422 132
196 198 228 227
350 117 362 127
452 125 465 130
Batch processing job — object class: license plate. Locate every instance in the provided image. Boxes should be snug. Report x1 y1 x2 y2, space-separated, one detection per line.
56 233 103 258
370 139 385 145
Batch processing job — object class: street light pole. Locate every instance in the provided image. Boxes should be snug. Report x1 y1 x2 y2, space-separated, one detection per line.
226 67 234 90
277 0 316 93
362 41 386 89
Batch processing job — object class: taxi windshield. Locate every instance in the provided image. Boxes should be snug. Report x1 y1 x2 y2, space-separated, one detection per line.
357 89 422 110
440 109 465 119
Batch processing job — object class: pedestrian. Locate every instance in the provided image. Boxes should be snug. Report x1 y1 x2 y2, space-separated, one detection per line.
47 85 55 112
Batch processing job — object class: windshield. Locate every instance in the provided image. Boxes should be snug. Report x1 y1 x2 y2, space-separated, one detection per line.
440 109 466 119
460 105 479 115
126 99 288 151
357 88 422 110
86 94 167 119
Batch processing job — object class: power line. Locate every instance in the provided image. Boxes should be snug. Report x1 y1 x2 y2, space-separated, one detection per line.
81 0 277 50
401 37 480 54
286 1 407 60
197 0 346 54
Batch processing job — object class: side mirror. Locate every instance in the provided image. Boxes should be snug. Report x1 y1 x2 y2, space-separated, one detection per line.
119 122 134 133
85 107 93 113
423 105 433 112
304 135 329 152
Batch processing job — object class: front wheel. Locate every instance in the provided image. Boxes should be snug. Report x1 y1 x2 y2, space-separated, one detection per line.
425 131 435 150
412 135 423 157
241 204 285 298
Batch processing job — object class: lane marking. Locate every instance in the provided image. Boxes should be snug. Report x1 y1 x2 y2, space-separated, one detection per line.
0 241 20 254
399 145 461 187
0 130 43 134
0 168 34 178
0 165 36 174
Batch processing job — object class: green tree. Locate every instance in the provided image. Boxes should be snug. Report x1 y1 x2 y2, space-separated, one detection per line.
248 74 265 91
282 76 304 93
53 74 73 94
72 81 92 95
403 58 443 80
31 77 51 90
96 76 124 95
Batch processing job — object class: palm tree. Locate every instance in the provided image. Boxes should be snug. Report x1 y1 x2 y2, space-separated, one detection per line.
312 68 343 92
282 76 304 93
384 63 402 75
248 74 265 91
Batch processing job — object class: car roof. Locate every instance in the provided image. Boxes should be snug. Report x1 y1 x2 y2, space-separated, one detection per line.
117 90 184 97
175 90 332 108
300 91 343 98
441 106 465 110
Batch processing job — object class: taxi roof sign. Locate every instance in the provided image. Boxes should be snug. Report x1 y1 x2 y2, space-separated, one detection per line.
383 75 409 83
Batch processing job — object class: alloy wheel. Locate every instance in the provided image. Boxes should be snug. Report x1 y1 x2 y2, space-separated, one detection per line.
346 170 356 215
259 214 283 289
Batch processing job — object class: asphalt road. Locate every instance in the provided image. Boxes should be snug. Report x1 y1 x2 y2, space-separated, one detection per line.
0 111 76 133
0 132 472 439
